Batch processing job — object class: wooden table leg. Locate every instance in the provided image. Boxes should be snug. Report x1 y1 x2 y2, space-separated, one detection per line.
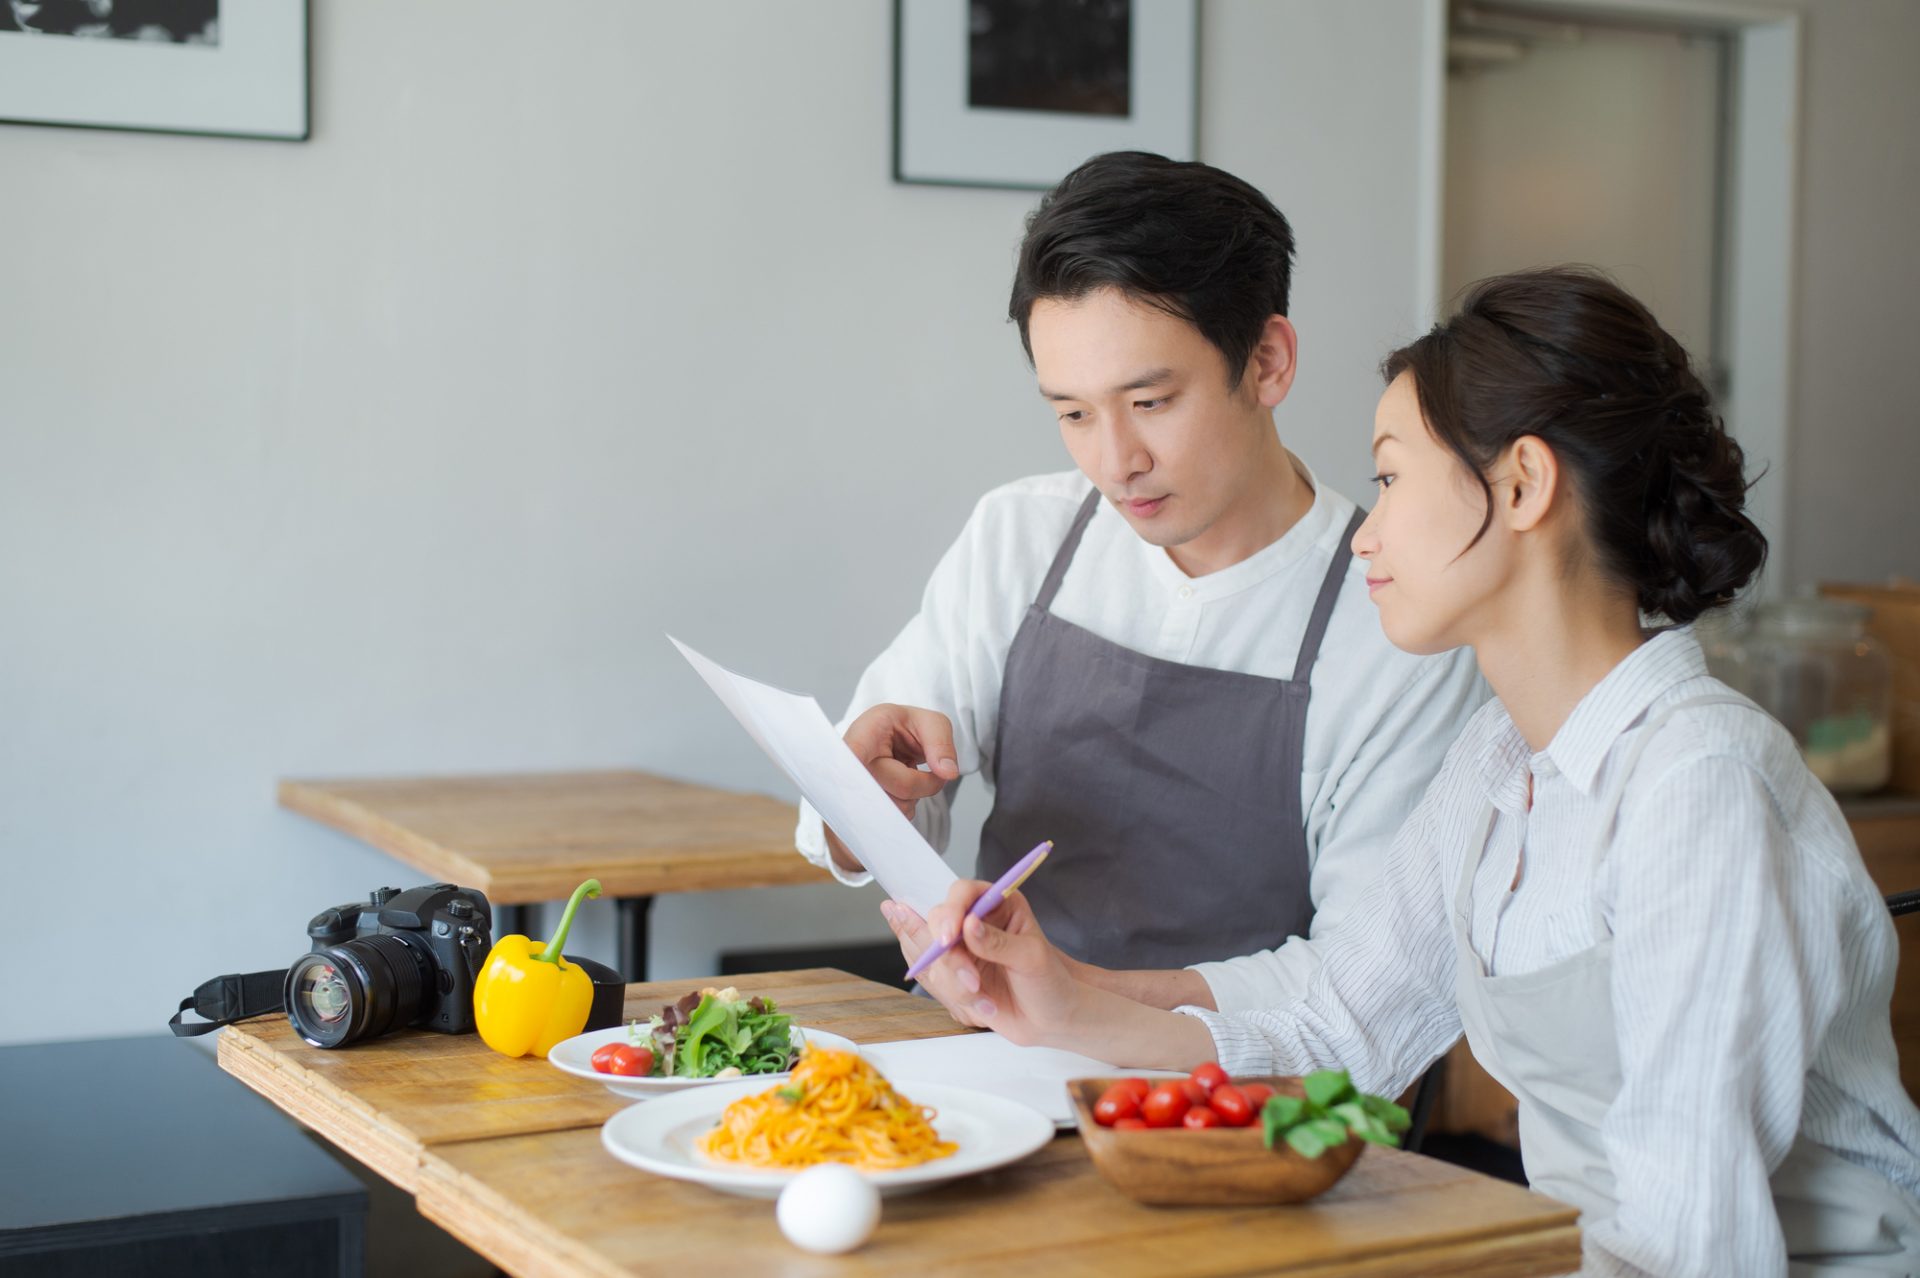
616 896 654 983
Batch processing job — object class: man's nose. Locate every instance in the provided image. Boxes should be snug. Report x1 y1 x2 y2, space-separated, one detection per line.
1099 418 1152 488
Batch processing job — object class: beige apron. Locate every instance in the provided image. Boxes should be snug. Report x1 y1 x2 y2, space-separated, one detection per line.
1450 695 1920 1275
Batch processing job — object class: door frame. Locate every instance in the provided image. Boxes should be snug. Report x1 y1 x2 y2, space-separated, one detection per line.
1417 0 1802 589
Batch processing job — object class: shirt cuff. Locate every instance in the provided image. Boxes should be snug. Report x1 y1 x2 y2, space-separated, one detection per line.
1173 1006 1279 1077
1186 954 1309 1016
794 800 876 888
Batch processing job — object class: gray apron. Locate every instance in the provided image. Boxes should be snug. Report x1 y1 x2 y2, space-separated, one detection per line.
976 485 1365 971
1452 693 1920 1276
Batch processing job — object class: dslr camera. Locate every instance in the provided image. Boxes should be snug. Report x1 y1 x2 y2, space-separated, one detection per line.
284 883 492 1048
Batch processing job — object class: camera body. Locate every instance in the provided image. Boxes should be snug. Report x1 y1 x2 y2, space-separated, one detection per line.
285 883 492 1048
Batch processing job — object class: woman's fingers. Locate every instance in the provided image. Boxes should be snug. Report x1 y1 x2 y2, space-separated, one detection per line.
962 911 1050 975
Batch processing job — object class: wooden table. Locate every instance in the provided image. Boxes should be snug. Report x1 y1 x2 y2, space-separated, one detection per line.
218 969 1581 1278
279 771 831 980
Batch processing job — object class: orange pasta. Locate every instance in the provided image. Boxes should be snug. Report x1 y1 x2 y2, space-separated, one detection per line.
697 1046 958 1171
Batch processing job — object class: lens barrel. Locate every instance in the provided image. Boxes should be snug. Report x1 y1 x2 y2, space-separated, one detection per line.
286 933 433 1048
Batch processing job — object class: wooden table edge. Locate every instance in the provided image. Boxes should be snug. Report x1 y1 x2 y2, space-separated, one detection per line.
275 776 835 903
217 1023 426 1194
278 778 495 896
413 1140 1583 1278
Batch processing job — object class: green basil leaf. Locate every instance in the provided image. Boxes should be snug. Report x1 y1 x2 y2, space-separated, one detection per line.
1303 1069 1353 1109
1285 1124 1327 1159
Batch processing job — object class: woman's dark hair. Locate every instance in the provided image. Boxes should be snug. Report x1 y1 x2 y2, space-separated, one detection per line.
1384 267 1766 624
1009 151 1296 388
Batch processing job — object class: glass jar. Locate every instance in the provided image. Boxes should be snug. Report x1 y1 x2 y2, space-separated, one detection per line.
1726 599 1893 794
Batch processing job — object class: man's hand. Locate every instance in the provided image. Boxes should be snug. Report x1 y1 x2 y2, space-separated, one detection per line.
822 703 960 873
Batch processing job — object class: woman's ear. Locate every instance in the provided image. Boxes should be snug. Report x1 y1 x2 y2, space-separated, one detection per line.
1497 435 1560 533
1247 315 1298 408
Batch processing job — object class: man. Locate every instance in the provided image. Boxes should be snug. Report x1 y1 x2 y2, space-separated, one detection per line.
796 151 1483 1016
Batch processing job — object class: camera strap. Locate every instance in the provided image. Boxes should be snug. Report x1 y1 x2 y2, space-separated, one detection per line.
168 969 288 1037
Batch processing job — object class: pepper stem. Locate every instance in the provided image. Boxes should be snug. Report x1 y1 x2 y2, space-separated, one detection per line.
537 878 602 965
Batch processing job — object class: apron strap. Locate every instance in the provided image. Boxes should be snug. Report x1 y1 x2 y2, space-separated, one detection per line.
1587 690 1761 938
1033 487 1103 613
1293 507 1369 683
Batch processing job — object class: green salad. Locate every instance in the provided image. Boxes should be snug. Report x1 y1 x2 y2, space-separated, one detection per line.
627 986 798 1079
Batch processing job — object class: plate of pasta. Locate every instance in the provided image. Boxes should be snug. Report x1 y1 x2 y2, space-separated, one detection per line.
599 1046 1054 1198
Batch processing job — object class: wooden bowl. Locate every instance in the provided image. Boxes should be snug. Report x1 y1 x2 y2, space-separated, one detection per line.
1067 1076 1365 1206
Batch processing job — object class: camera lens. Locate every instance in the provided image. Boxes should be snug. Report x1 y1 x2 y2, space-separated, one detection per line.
285 933 433 1049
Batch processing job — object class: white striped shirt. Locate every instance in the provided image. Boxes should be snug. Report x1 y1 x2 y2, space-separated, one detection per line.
1182 629 1920 1276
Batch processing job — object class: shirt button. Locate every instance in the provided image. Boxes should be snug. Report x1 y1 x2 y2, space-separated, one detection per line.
1178 585 1194 600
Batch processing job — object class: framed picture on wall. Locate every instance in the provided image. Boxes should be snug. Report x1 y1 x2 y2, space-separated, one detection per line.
0 1 308 141
894 0 1198 190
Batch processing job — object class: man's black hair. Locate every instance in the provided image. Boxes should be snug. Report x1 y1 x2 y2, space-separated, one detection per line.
1009 151 1297 388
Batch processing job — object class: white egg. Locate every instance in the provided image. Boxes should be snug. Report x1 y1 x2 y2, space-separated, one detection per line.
776 1164 881 1255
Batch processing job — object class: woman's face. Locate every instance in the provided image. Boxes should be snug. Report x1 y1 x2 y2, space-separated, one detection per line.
1351 372 1518 655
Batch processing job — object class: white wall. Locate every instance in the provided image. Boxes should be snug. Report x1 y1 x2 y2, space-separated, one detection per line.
0 0 1437 1046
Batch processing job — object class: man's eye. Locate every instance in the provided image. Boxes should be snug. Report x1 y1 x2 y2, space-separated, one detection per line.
1059 410 1087 424
1135 397 1167 411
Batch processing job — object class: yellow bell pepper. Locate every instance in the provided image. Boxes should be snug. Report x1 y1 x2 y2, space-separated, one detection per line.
473 878 602 1059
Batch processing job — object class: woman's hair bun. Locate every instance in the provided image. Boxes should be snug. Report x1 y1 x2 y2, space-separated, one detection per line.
1383 267 1767 623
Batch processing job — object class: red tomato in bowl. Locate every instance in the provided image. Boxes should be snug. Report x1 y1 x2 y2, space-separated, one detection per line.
1182 1106 1222 1129
1177 1078 1209 1107
1141 1081 1192 1128
606 1045 653 1076
1189 1063 1229 1097
1093 1086 1142 1127
1112 1077 1152 1103
1240 1083 1275 1112
1209 1083 1255 1127
1113 1117 1148 1130
590 1043 623 1073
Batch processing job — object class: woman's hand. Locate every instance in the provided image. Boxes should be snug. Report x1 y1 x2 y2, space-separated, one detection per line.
881 898 987 1028
896 879 1090 1047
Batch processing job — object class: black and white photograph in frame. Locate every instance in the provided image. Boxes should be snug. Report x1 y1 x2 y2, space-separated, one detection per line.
0 0 306 140
895 0 1197 190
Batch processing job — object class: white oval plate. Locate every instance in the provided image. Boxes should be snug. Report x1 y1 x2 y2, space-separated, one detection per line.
548 1024 858 1100
600 1078 1054 1199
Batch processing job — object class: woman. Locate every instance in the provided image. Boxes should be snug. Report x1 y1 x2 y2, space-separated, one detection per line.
887 269 1920 1276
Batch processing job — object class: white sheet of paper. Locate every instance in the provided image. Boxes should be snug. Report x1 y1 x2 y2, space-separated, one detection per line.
668 636 958 916
861 1033 1179 1128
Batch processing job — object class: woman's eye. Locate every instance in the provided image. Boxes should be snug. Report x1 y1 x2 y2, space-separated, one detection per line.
1369 473 1395 489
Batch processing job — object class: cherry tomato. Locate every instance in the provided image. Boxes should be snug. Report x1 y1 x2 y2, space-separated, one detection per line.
590 1043 623 1074
1093 1088 1142 1127
1177 1078 1209 1107
1209 1083 1255 1127
1182 1105 1222 1129
1141 1081 1192 1128
1113 1116 1148 1131
1240 1083 1275 1111
1112 1077 1152 1104
1189 1062 1230 1097
607 1045 654 1077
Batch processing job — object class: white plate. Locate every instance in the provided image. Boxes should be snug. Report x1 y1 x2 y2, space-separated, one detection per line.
600 1078 1055 1198
549 1024 859 1100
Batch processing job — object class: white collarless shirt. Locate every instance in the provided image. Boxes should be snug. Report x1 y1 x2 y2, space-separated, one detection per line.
1185 629 1920 1277
795 467 1487 1004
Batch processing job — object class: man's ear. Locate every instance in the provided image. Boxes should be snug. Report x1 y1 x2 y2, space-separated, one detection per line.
1247 315 1298 408
1498 435 1560 533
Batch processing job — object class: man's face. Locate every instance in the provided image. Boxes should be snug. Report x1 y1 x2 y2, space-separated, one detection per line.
1027 288 1274 552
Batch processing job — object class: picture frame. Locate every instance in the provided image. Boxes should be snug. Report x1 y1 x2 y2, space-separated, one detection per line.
893 0 1199 191
0 1 308 142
